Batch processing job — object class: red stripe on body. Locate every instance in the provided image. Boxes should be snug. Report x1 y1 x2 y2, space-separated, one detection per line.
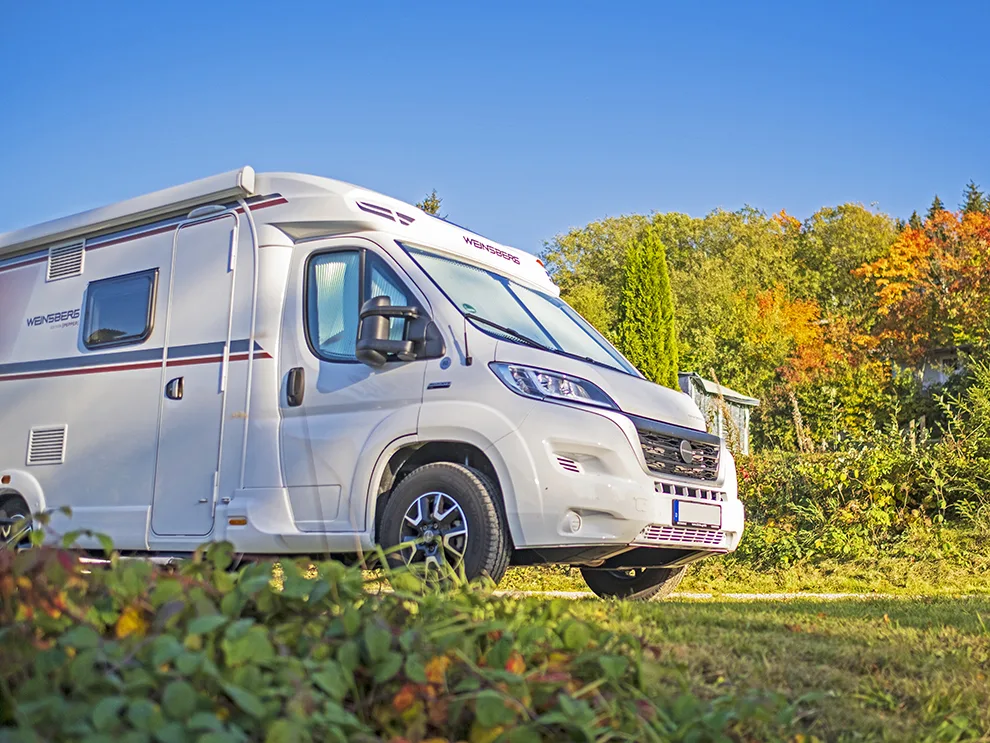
0 350 273 382
0 255 47 275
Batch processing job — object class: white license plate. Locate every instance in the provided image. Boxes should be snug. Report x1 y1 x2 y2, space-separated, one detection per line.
673 500 721 528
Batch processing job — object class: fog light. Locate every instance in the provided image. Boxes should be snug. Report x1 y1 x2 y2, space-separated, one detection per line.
565 511 582 533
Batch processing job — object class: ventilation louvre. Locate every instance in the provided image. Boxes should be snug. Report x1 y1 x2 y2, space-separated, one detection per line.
636 524 725 548
27 426 68 465
655 481 726 502
47 242 85 281
556 456 582 474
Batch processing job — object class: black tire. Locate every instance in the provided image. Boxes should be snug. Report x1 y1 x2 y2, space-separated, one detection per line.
580 566 686 601
0 496 32 548
379 462 510 584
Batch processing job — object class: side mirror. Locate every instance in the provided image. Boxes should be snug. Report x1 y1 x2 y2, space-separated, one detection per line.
356 296 446 368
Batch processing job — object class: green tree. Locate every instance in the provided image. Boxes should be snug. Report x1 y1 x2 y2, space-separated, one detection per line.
927 194 946 220
795 203 897 318
961 180 987 214
908 210 923 230
541 214 649 307
560 282 616 339
541 207 808 397
416 189 443 216
615 226 679 388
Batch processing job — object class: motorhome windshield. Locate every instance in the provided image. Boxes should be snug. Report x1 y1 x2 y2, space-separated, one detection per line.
403 244 640 376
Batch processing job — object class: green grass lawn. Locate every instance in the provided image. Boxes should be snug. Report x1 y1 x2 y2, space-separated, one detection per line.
498 548 990 597
551 595 990 741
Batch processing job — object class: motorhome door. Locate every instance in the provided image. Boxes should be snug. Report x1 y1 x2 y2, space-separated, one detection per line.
151 214 237 537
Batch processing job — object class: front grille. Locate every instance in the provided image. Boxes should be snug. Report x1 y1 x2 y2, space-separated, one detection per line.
636 524 725 548
655 481 725 502
637 428 720 481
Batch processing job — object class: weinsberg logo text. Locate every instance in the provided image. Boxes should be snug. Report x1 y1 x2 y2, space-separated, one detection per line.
26 308 80 327
463 236 520 264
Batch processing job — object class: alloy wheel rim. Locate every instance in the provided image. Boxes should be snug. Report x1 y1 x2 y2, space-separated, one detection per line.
398 491 468 572
0 513 31 549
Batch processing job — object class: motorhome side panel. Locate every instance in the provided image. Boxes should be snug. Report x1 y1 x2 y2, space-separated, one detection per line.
0 229 175 550
235 227 293 492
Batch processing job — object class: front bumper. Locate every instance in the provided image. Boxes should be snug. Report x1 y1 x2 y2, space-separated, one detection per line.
491 402 745 557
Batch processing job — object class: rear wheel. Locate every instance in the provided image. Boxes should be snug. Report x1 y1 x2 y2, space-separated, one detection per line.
0 496 32 549
580 566 686 601
379 462 510 584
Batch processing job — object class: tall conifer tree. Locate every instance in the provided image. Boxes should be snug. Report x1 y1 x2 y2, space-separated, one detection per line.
927 195 946 220
615 226 679 388
961 181 988 214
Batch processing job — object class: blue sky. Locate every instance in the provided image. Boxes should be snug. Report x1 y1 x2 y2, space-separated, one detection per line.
1 1 987 254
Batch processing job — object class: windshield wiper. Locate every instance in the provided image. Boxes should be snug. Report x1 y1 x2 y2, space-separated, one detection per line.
549 347 631 375
467 314 636 375
466 315 553 352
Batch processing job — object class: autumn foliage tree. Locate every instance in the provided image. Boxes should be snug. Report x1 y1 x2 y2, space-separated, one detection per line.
856 208 990 364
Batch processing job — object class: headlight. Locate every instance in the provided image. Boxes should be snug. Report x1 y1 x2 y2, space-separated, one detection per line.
489 363 618 409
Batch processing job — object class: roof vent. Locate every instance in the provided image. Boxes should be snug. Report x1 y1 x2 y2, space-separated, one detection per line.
47 242 84 281
356 201 396 222
27 426 68 465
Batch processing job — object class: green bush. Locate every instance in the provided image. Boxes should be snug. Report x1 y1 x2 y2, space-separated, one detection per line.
0 543 798 742
732 360 990 569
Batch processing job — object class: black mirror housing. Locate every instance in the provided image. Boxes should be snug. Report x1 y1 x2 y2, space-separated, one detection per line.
356 296 446 367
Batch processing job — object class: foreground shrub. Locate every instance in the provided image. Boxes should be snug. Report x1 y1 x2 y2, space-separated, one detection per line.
0 543 796 742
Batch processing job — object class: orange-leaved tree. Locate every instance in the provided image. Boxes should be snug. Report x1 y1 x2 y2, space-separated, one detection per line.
854 209 990 364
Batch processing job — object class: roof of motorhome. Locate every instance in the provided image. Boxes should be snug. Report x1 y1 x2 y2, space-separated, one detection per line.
0 166 559 296
0 167 258 256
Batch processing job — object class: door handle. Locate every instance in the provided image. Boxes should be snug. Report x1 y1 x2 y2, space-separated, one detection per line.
165 377 184 400
287 367 305 407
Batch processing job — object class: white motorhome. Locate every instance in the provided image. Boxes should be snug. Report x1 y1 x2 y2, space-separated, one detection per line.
0 167 744 599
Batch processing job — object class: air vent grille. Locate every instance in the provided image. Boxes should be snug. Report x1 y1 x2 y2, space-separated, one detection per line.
356 201 416 226
655 481 726 502
636 524 725 548
47 242 85 281
556 456 582 474
27 426 68 465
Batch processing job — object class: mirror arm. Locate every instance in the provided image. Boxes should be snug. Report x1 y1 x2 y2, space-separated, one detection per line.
359 305 420 320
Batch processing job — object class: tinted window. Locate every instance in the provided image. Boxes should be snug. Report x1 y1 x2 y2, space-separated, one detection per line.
305 251 418 362
405 246 637 375
307 251 361 361
83 269 158 349
368 256 412 341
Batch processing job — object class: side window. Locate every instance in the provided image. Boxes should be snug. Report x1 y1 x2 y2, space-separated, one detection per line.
83 269 158 349
307 251 361 361
305 250 419 362
367 254 413 341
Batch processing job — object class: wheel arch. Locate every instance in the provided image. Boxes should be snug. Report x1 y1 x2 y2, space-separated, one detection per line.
0 469 46 516
371 440 512 545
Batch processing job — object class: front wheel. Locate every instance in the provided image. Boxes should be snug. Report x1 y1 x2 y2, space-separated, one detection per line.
580 566 686 601
379 463 511 584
